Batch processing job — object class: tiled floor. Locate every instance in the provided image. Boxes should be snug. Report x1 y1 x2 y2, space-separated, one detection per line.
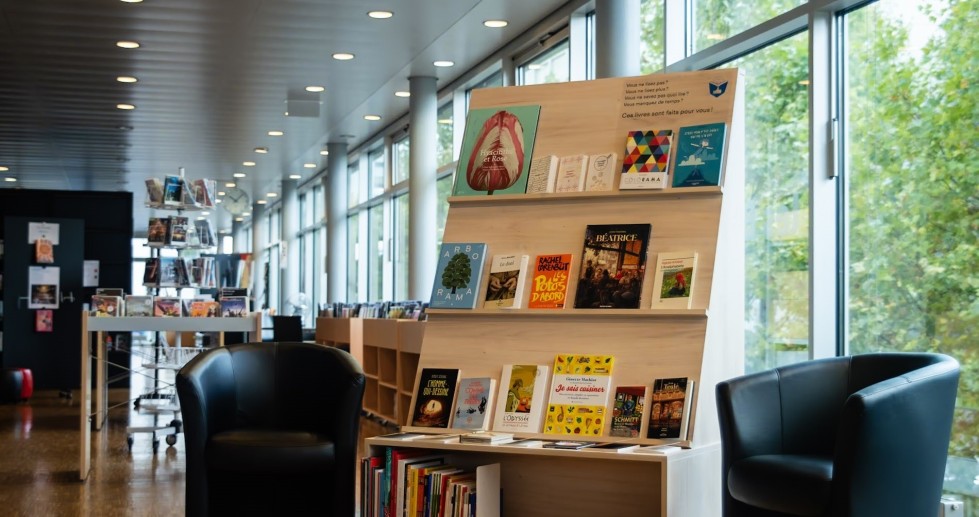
0 374 394 516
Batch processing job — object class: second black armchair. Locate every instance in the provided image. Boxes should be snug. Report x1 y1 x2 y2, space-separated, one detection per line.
176 341 365 517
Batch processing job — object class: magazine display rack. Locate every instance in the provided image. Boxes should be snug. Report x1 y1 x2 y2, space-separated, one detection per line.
366 69 745 516
78 313 261 480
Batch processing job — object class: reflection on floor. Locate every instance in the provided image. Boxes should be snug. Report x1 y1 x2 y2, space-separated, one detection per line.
0 387 396 517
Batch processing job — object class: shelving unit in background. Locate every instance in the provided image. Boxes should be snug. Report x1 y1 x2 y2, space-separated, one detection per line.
360 318 425 425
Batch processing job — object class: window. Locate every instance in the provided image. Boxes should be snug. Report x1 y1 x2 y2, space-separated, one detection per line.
369 149 386 198
394 194 409 300
718 32 811 374
691 0 803 53
437 102 454 167
436 171 453 247
367 203 387 301
639 0 666 74
518 38 571 85
348 162 361 208
842 0 977 506
347 213 360 301
393 137 410 184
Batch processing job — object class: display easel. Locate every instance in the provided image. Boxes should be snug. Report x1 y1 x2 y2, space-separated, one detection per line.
367 68 745 516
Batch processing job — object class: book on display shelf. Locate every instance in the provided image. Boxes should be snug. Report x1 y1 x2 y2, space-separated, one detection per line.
650 251 698 309
147 217 169 247
192 178 217 208
542 440 600 450
162 175 183 206
493 364 549 433
525 155 559 194
91 295 122 317
527 253 573 309
145 178 164 206
482 254 529 309
410 368 460 429
125 295 154 317
647 377 695 440
543 354 614 437
554 154 588 193
573 223 651 309
189 300 220 317
451 377 496 431
167 216 189 247
609 385 646 438
220 296 248 317
620 130 672 190
584 152 618 192
459 431 513 444
429 242 487 309
672 122 726 188
452 105 541 197
153 297 182 317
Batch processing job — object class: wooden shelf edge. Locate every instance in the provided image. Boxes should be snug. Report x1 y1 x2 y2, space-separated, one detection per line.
448 186 722 206
426 308 708 318
366 436 679 463
379 381 398 390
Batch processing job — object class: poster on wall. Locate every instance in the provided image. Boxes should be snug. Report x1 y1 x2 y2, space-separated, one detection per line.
35 310 54 332
27 222 60 245
83 260 100 287
28 266 60 309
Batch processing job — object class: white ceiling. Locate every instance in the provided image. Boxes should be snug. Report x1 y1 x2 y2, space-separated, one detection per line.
0 0 570 232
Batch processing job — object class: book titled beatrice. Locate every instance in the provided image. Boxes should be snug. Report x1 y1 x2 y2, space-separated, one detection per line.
453 105 542 196
429 242 487 309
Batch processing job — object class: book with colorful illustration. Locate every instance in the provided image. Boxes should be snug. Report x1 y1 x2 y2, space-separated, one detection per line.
91 295 122 317
220 296 248 317
620 130 672 190
527 253 574 309
452 105 541 196
543 354 614 437
650 251 698 309
410 368 461 428
672 122 726 187
429 242 487 309
493 364 550 433
573 224 651 309
451 378 497 431
153 297 182 317
482 254 529 309
648 377 695 440
609 385 647 438
125 295 154 317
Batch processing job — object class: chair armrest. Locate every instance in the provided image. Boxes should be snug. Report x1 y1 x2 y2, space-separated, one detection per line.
716 369 785 461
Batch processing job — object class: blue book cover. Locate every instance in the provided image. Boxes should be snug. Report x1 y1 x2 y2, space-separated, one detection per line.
453 105 541 196
430 242 487 309
672 122 727 187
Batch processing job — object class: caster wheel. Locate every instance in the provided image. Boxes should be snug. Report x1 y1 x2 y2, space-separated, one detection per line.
152 439 160 453
166 434 177 446
127 435 134 452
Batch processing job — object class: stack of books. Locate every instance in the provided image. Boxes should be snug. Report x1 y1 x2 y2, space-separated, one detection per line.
459 431 514 445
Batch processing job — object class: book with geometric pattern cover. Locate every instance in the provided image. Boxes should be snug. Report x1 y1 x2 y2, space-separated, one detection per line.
620 130 672 190
672 122 726 187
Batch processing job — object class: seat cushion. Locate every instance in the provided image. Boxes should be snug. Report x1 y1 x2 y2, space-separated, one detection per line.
728 454 833 516
205 429 335 475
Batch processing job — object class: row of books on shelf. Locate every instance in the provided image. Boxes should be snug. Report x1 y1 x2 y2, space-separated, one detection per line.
362 452 500 517
143 256 217 288
452 105 726 197
407 355 694 442
318 301 427 320
147 216 216 248
431 224 697 310
90 294 249 318
145 175 217 209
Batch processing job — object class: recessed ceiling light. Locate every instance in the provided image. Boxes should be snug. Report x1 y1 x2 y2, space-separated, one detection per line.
116 40 140 49
0 166 7 172
284 112 289 116
304 163 317 168
233 172 246 178
394 91 410 98
219 229 230 234
266 192 278 198
483 20 508 28
196 216 207 221
319 150 329 156
120 0 143 3
268 130 284 136
289 174 302 180
4 177 16 182
367 10 393 19
340 134 355 139
242 161 256 166
225 182 236 188
438 118 453 124
433 60 454 67
117 76 138 83
332 52 355 61
215 199 222 203
242 212 251 217
364 114 381 121
254 147 268 154
234 217 244 222
201 211 210 216
116 103 136 110
305 85 325 93
256 200 267 205
217 191 226 196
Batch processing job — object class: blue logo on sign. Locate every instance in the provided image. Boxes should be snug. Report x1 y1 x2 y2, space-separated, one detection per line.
709 81 729 98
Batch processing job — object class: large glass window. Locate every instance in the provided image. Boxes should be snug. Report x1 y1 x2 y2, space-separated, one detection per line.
367 203 387 301
437 102 454 167
348 162 361 208
720 32 811 373
692 0 803 53
842 0 977 507
369 149 386 198
346 213 360 301
394 194 409 300
518 38 571 85
393 137 410 184
639 0 666 74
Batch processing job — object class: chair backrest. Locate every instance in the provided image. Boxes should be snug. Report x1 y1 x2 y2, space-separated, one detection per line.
271 315 303 342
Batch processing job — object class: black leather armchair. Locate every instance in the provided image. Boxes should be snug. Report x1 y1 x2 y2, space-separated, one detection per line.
176 342 365 517
716 353 959 517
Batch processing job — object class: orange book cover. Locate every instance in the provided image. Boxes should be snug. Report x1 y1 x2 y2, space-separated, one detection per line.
527 254 573 309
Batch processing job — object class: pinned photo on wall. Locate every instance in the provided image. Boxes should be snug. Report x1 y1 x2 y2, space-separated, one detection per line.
27 222 60 245
28 266 60 309
83 260 100 287
35 310 53 332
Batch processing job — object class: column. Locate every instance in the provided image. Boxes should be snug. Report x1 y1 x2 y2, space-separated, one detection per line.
231 220 242 252
408 75 438 300
326 142 348 302
250 201 266 305
595 0 641 78
280 177 300 307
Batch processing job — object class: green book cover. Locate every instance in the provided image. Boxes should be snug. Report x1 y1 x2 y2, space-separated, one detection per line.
453 105 542 196
672 122 727 187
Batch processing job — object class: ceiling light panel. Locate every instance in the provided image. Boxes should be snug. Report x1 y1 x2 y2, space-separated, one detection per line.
367 11 393 19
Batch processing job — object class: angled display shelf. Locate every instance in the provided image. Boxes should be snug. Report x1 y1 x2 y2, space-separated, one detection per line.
367 68 746 516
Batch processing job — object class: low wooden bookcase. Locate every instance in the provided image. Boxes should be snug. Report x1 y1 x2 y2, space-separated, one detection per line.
361 319 424 425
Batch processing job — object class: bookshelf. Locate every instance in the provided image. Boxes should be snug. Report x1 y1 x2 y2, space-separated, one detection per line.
366 68 745 516
360 319 425 425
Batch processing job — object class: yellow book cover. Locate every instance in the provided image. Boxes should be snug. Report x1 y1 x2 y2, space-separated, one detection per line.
544 354 614 436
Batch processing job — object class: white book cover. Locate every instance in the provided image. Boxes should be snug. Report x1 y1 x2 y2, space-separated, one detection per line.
483 254 530 309
650 251 698 309
554 155 588 193
525 155 559 194
584 152 618 192
493 364 550 433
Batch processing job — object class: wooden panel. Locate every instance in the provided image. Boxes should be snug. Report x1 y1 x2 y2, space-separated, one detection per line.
363 319 398 350
398 320 426 354
378 348 398 385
